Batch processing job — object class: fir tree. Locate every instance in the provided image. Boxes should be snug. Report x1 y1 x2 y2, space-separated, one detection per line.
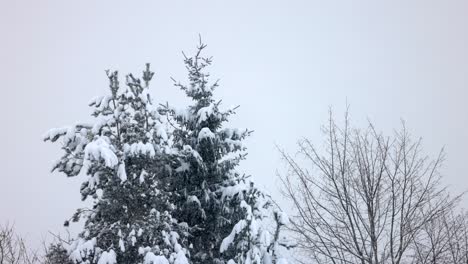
163 40 291 264
44 64 189 264
45 41 291 264
44 243 73 264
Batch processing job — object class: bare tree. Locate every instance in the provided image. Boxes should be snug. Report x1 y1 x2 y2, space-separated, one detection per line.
411 210 468 264
444 211 468 263
279 111 462 264
0 223 40 264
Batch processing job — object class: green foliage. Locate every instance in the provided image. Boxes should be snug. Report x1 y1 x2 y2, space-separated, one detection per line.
45 41 290 264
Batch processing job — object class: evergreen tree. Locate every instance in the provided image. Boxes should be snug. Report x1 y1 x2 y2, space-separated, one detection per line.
163 41 291 264
44 243 74 264
45 41 291 264
44 65 189 264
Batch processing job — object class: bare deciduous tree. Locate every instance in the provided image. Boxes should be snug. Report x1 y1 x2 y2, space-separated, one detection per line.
279 111 463 264
412 210 468 264
0 223 40 264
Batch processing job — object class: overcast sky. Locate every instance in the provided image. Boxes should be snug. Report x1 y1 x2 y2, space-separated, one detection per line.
1 0 467 249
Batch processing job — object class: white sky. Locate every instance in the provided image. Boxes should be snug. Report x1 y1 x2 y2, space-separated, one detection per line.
1 0 467 249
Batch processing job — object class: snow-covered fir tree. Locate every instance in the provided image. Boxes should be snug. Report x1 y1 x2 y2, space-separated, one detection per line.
44 64 190 264
162 41 292 264
44 243 74 264
45 41 291 264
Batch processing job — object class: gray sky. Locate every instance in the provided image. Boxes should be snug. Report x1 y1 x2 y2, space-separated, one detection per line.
1 0 467 249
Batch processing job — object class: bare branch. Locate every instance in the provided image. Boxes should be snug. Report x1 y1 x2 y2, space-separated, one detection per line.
279 112 464 264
